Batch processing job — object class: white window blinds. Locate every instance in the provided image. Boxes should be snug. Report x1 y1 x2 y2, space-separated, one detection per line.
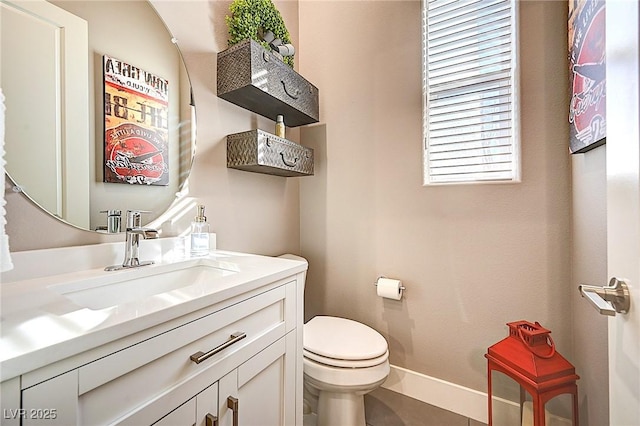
423 0 520 184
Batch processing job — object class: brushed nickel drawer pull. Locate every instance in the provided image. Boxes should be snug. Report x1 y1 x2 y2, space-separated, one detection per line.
190 332 247 364
227 396 239 426
205 413 218 426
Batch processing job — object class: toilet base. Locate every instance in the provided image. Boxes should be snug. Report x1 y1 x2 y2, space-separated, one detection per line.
317 391 366 426
304 373 388 426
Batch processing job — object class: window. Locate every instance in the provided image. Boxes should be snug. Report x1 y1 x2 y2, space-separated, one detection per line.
422 0 520 184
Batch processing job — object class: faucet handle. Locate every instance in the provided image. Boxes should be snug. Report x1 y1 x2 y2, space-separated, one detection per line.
99 210 122 233
126 210 152 228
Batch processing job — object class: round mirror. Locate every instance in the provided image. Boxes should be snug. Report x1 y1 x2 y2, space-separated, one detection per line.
0 0 195 233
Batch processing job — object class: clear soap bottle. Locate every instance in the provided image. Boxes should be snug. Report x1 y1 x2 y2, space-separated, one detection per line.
190 205 210 256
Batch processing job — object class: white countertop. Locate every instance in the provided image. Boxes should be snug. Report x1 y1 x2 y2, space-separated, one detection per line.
0 241 307 382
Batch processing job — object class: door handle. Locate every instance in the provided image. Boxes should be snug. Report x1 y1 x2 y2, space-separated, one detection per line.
579 277 630 316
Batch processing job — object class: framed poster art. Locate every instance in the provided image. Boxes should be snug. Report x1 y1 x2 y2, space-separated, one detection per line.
103 55 169 185
568 0 606 154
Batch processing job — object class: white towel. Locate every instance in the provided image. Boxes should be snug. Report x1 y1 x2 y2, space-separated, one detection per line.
0 87 13 272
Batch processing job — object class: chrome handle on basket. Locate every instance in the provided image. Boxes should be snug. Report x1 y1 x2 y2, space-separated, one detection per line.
227 396 239 426
579 277 630 316
189 332 247 364
281 80 300 99
280 152 298 167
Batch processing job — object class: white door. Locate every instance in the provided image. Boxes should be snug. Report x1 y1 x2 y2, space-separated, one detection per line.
606 2 640 425
0 0 90 227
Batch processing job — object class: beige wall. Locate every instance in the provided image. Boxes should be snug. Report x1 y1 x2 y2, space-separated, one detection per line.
299 0 574 395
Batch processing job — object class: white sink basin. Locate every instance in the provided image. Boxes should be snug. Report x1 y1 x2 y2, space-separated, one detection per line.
47 259 237 310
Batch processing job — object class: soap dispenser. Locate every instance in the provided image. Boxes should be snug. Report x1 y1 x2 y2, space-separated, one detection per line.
190 205 210 256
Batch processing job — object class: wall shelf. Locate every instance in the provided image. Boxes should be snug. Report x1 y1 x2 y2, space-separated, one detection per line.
217 39 319 127
218 39 319 177
227 129 314 177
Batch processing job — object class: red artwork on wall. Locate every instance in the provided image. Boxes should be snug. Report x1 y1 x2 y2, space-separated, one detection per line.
103 55 169 185
568 0 606 154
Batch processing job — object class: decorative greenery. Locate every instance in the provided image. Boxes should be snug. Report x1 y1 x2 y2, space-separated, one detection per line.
226 0 294 67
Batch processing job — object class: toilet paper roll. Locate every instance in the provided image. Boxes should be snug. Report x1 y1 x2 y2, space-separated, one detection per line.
377 277 403 300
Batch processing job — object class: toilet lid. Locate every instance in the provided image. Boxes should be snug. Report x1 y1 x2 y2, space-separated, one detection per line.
303 316 388 362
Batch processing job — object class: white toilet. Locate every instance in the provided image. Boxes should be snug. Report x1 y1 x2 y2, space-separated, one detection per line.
303 315 390 426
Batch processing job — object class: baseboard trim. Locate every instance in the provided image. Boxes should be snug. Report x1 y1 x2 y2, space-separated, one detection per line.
381 364 520 424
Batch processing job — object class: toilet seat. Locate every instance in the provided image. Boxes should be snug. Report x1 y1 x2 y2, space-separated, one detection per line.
304 316 389 368
303 355 391 390
304 348 389 368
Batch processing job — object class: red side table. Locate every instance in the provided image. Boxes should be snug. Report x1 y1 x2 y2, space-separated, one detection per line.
485 321 579 426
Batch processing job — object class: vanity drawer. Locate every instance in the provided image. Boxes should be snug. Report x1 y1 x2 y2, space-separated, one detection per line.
77 283 293 425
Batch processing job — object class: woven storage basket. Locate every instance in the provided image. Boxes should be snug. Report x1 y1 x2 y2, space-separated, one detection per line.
227 130 314 177
217 39 319 127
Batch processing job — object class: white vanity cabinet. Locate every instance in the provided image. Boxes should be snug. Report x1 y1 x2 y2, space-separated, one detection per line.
1 377 21 426
17 274 303 426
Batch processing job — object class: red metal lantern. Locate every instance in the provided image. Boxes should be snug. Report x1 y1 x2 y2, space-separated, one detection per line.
485 321 579 426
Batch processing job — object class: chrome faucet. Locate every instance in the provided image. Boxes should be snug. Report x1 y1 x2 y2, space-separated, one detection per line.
105 210 158 271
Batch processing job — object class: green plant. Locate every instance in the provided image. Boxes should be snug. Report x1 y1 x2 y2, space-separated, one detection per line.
226 0 294 67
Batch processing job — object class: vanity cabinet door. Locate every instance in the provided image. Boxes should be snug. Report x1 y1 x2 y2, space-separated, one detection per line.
21 371 77 426
153 398 196 426
1 378 21 426
217 333 296 426
196 383 220 426
152 382 219 426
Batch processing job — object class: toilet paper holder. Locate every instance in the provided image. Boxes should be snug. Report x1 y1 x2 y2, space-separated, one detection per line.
373 276 406 291
373 275 406 297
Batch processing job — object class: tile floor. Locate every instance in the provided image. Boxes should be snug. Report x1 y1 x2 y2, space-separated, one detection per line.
364 387 487 426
